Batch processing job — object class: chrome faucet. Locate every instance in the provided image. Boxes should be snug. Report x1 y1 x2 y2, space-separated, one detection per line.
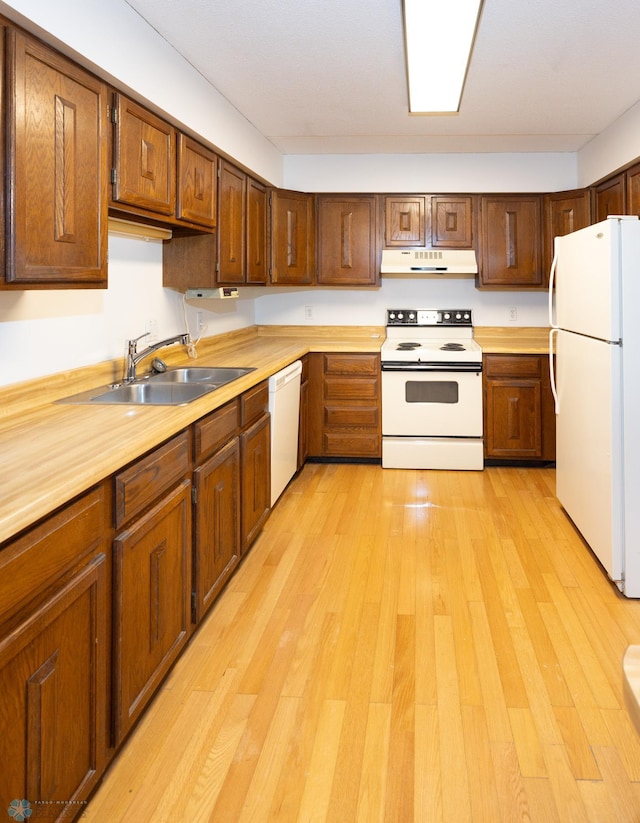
125 332 190 382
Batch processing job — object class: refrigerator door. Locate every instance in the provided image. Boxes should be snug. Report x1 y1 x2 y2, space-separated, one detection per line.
554 218 623 342
555 329 624 582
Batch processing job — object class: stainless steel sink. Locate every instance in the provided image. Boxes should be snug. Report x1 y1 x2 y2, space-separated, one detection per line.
56 366 255 405
149 366 255 384
88 382 217 405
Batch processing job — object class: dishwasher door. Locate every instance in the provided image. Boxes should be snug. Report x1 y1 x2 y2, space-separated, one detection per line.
268 360 302 505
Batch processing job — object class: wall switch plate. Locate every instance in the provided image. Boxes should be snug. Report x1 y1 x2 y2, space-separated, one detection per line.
305 305 313 320
508 306 518 322
145 318 158 344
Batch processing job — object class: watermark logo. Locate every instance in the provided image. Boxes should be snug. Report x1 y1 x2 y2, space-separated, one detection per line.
7 800 32 821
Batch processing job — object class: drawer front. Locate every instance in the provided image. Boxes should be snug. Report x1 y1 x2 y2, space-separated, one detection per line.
324 353 379 377
194 399 239 463
324 376 379 401
324 431 380 457
115 431 190 528
0 483 110 624
324 405 379 427
240 381 269 428
484 354 542 379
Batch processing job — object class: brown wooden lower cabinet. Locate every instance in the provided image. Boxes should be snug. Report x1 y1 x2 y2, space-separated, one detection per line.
0 483 111 820
112 433 192 745
483 353 555 462
308 352 381 459
192 401 241 623
298 355 310 469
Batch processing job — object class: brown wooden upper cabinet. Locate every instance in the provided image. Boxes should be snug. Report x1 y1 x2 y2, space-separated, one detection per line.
270 189 315 285
431 196 475 248
111 93 176 217
216 161 268 286
3 29 108 288
543 188 591 275
625 163 640 217
176 134 217 229
382 196 426 246
316 195 379 286
593 172 625 223
111 94 216 231
479 195 543 288
217 160 246 283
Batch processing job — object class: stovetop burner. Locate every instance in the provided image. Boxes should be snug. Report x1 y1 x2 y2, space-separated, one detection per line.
397 342 421 350
440 342 466 351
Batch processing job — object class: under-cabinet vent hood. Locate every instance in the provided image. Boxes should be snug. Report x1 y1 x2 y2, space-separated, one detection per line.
380 248 477 276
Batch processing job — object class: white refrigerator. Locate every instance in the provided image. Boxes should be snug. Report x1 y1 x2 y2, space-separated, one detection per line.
549 216 640 597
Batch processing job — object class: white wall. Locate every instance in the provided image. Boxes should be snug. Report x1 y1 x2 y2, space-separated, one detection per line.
578 98 640 186
284 152 579 193
0 236 256 387
254 279 548 329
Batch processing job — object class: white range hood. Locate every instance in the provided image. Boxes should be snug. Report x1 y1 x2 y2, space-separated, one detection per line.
380 248 478 276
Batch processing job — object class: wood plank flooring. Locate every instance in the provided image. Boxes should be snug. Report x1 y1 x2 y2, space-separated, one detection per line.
85 463 640 822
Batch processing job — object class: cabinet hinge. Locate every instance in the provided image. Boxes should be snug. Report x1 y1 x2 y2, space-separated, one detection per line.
191 486 198 506
191 591 197 615
110 105 118 125
111 168 117 185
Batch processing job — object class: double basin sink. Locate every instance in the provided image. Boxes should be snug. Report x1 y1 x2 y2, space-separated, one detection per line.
58 367 256 406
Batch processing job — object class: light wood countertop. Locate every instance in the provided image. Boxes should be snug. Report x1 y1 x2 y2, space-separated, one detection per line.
0 326 383 544
0 323 551 544
474 326 551 354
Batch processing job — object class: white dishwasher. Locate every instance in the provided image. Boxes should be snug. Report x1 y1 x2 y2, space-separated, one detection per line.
268 360 302 505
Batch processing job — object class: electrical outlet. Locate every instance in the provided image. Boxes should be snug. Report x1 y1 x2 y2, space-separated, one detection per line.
508 306 518 322
145 318 158 344
196 311 205 330
304 305 313 321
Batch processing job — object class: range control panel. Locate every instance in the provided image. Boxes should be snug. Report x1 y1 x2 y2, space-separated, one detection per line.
386 309 473 327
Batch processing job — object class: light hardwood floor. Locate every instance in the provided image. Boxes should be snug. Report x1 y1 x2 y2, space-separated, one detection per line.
85 463 640 822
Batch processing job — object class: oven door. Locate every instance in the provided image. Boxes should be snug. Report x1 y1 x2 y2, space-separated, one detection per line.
381 365 483 437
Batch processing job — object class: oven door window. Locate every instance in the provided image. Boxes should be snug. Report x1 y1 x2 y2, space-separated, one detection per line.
405 380 459 404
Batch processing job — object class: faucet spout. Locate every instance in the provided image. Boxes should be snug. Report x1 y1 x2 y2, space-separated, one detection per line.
125 333 190 382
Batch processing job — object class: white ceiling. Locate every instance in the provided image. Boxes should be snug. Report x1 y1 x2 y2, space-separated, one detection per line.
123 0 640 155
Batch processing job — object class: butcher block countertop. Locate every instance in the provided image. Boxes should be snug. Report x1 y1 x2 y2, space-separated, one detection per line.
0 323 549 545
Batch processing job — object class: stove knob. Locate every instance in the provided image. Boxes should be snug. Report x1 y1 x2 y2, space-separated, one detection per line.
388 312 396 321
397 312 404 320
408 312 416 321
455 312 462 320
443 312 451 320
463 312 470 321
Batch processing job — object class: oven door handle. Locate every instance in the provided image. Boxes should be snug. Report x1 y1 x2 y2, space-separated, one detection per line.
381 362 483 373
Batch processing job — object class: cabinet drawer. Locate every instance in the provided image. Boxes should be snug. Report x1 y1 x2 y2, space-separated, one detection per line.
324 353 379 376
114 431 190 528
324 405 379 427
324 431 380 457
324 376 379 401
484 354 542 379
0 483 109 625
240 381 269 428
194 400 239 463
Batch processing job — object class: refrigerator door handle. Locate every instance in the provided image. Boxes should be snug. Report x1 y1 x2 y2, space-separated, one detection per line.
549 328 559 414
548 247 558 327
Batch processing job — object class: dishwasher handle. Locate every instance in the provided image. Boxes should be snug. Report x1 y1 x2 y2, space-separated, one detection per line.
269 360 302 391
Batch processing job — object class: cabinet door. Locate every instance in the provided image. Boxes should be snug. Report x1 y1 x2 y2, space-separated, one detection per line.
240 413 270 552
0 556 107 813
246 178 268 284
6 30 108 287
485 380 542 458
431 196 474 248
317 196 378 286
113 479 191 743
383 196 426 246
270 190 315 284
593 173 625 222
479 196 543 287
543 188 591 276
298 359 310 469
217 161 246 284
193 438 240 622
112 93 176 216
625 163 640 217
176 134 217 228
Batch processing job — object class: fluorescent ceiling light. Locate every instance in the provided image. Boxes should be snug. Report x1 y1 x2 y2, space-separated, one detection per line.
403 0 483 113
